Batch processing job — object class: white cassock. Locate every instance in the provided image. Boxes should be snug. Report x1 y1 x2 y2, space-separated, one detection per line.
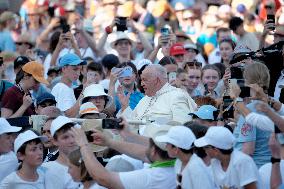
119 83 197 126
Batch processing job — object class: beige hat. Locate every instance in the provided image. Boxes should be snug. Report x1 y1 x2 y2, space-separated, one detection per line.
79 102 107 118
82 119 114 152
110 32 135 49
0 11 17 23
16 33 35 46
143 123 172 151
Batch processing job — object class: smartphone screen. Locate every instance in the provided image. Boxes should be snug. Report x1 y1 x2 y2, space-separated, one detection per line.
223 96 234 119
161 27 170 36
116 17 127 32
102 118 123 129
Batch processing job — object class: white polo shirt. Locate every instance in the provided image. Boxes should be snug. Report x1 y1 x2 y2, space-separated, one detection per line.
0 151 18 183
119 166 176 189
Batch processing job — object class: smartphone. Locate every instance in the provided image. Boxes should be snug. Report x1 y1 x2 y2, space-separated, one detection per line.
230 67 243 79
168 72 176 83
102 118 123 129
85 131 94 142
228 79 250 98
119 66 133 78
116 17 127 32
223 96 234 119
161 27 170 36
0 56 3 66
267 14 275 30
60 17 70 33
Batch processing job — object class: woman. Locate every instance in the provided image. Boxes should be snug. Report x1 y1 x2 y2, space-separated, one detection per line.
0 130 47 188
1 61 49 118
201 64 222 98
81 84 113 115
219 38 236 67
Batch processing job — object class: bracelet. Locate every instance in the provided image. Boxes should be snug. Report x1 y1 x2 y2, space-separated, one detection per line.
105 26 112 34
271 157 281 164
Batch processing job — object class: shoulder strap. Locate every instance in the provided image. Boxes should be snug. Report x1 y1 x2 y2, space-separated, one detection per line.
0 80 6 101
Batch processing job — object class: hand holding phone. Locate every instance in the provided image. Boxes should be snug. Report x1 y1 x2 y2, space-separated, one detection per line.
102 118 123 129
116 17 128 32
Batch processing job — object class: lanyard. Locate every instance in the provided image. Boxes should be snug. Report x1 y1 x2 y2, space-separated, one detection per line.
150 160 176 168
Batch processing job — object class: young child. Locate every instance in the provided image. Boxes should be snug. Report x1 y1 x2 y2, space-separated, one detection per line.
0 130 47 188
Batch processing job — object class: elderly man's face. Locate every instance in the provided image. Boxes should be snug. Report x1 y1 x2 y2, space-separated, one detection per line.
141 68 159 96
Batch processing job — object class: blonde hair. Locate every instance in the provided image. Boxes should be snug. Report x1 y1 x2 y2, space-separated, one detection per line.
243 62 270 90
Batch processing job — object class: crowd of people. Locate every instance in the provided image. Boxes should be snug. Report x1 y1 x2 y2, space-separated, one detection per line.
1 0 284 188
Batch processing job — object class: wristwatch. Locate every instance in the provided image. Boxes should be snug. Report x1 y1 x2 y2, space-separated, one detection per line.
271 157 281 164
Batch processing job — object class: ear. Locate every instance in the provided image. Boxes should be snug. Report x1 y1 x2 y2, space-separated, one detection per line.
17 151 25 161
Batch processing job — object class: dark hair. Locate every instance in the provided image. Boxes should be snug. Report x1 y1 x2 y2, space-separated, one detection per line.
158 56 176 66
14 56 30 70
201 64 221 79
87 62 103 75
49 31 61 53
176 68 187 77
229 17 243 31
216 147 233 155
169 143 193 154
101 54 119 71
15 69 32 84
53 123 74 140
216 27 231 38
149 138 172 160
117 61 138 76
219 38 236 51
213 63 226 78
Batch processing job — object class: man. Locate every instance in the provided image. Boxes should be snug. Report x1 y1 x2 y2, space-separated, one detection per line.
194 126 261 189
155 126 215 189
35 92 57 114
15 33 35 57
119 64 196 126
189 105 218 127
42 116 80 189
0 118 21 182
71 123 177 189
169 43 187 69
51 53 86 117
229 16 259 51
0 11 17 52
208 27 232 64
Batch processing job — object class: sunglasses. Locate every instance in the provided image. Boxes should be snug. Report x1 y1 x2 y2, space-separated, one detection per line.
176 174 182 189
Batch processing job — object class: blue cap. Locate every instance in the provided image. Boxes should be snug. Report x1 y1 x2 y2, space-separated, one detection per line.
59 53 87 68
36 92 56 106
189 105 217 120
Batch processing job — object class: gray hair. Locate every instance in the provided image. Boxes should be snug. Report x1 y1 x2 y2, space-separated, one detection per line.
147 64 168 80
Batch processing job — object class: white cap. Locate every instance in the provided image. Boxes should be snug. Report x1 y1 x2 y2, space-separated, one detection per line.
136 59 152 71
14 130 47 153
194 126 235 150
0 118 22 135
51 116 76 137
110 32 135 49
156 126 196 150
82 84 113 108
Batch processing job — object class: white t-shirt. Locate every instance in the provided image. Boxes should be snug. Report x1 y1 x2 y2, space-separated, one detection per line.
51 82 76 112
119 166 176 189
0 167 45 189
175 154 215 189
259 160 284 189
42 160 80 189
0 151 18 183
210 150 262 189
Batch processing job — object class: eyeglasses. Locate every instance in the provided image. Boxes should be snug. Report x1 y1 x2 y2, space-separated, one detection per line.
176 174 182 189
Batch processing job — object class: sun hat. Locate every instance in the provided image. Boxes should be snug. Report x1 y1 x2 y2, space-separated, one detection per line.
14 130 47 153
189 105 218 121
81 84 113 108
110 32 135 49
156 126 196 150
22 61 49 85
170 43 187 56
81 119 114 152
136 59 152 71
184 43 199 54
79 102 107 118
0 118 22 135
106 155 135 172
16 33 35 47
36 92 56 106
50 116 80 137
143 123 172 151
194 126 235 150
59 53 87 68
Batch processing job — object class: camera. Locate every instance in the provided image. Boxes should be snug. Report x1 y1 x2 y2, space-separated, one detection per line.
60 17 70 33
102 118 123 129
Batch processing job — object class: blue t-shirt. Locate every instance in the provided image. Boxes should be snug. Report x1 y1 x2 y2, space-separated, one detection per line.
115 90 144 112
234 100 271 168
0 30 16 52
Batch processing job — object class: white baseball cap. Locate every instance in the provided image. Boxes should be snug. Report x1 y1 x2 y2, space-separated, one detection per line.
156 126 196 150
14 130 47 153
0 118 22 135
51 116 78 137
194 126 235 150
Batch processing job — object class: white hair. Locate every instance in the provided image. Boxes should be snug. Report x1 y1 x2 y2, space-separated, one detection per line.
147 64 167 80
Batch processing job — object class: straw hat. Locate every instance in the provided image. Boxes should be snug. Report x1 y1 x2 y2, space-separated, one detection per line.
110 32 135 49
82 119 114 152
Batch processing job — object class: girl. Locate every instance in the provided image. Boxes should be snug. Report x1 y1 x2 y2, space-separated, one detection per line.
219 38 236 67
0 130 47 188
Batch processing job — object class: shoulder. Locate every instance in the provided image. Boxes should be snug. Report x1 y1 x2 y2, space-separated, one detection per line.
232 150 255 165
